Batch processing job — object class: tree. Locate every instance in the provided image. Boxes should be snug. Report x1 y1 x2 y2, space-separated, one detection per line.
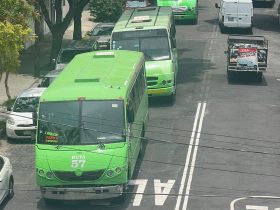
38 0 89 61
0 0 35 100
89 0 126 22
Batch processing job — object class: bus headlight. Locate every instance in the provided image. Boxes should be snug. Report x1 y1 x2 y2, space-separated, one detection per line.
106 170 114 177
161 80 167 85
38 169 44 177
115 167 122 174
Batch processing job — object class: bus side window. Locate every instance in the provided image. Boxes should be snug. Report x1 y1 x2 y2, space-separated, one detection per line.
170 24 177 49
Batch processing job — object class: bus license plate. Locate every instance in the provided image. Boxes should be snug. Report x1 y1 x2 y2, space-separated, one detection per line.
228 17 234 21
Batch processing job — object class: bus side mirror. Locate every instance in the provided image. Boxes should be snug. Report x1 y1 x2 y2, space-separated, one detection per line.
215 3 220 8
127 109 135 123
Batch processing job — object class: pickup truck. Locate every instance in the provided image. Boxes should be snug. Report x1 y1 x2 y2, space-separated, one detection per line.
227 35 268 82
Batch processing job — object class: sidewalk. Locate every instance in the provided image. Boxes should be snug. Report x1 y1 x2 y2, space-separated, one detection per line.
0 9 94 106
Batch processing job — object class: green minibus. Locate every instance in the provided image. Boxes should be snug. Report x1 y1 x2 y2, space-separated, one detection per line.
35 50 148 203
157 0 198 23
111 7 178 102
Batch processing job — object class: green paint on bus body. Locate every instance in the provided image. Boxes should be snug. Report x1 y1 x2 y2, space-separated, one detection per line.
111 7 178 98
157 0 198 21
36 50 149 201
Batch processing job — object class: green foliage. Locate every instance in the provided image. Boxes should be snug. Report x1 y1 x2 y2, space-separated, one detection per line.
0 0 35 27
89 0 126 22
0 0 34 75
0 22 33 75
0 120 5 130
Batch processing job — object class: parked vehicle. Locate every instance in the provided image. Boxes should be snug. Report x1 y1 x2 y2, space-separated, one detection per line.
226 35 268 82
36 51 148 204
111 7 178 102
83 23 115 50
215 0 253 33
38 69 63 88
157 0 198 23
125 0 150 9
54 40 96 71
6 88 46 140
0 155 13 205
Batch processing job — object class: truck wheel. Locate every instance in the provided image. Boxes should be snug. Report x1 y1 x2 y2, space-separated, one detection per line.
227 71 232 82
220 24 225 33
257 73 263 82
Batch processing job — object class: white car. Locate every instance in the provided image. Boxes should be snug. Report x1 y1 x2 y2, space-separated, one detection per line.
6 88 46 140
0 155 13 204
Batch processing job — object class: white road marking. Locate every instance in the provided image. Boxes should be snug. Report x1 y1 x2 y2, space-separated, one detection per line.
230 196 280 210
174 102 202 210
246 205 268 210
182 102 207 210
129 179 148 206
154 179 175 206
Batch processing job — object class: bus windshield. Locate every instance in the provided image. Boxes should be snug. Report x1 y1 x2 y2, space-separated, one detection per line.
111 29 171 61
37 100 125 145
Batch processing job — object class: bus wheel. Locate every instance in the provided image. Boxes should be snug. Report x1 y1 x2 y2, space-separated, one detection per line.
138 129 144 159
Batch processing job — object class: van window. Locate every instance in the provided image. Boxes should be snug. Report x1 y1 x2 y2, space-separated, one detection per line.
13 97 40 112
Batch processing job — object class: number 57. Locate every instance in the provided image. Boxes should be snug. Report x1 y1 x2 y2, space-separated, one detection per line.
71 159 86 168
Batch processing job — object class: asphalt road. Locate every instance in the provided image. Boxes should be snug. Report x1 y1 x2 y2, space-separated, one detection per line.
1 0 280 209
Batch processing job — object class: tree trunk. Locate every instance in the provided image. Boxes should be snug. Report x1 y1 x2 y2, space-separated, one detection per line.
50 30 64 62
4 72 11 100
0 73 2 82
73 9 82 40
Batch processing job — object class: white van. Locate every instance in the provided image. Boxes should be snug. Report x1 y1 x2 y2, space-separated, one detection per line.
215 0 253 32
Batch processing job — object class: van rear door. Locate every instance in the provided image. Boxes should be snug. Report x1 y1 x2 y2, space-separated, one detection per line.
237 1 252 28
223 1 238 27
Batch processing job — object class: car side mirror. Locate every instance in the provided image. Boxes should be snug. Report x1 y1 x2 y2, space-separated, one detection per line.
7 107 11 111
92 41 100 51
127 108 135 123
215 3 220 8
224 50 228 54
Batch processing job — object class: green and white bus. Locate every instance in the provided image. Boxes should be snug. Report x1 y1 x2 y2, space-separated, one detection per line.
111 7 178 101
35 50 148 203
157 0 198 23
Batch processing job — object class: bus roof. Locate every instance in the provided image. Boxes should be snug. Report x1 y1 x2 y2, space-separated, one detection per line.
40 50 144 102
113 7 172 32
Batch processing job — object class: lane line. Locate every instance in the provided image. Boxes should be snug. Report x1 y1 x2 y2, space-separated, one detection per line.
182 102 207 210
174 102 202 210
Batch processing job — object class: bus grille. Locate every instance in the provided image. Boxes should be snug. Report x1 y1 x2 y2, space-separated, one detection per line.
147 76 158 86
54 170 105 181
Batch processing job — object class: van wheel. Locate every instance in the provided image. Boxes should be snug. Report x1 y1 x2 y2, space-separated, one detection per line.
7 177 14 199
227 71 232 82
44 198 60 206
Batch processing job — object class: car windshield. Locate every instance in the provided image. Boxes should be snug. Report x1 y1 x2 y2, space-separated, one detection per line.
13 97 39 112
111 29 171 61
91 26 114 36
57 49 91 64
37 100 125 145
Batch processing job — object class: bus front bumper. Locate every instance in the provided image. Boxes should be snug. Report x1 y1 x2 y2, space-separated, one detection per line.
147 86 175 97
40 185 123 200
